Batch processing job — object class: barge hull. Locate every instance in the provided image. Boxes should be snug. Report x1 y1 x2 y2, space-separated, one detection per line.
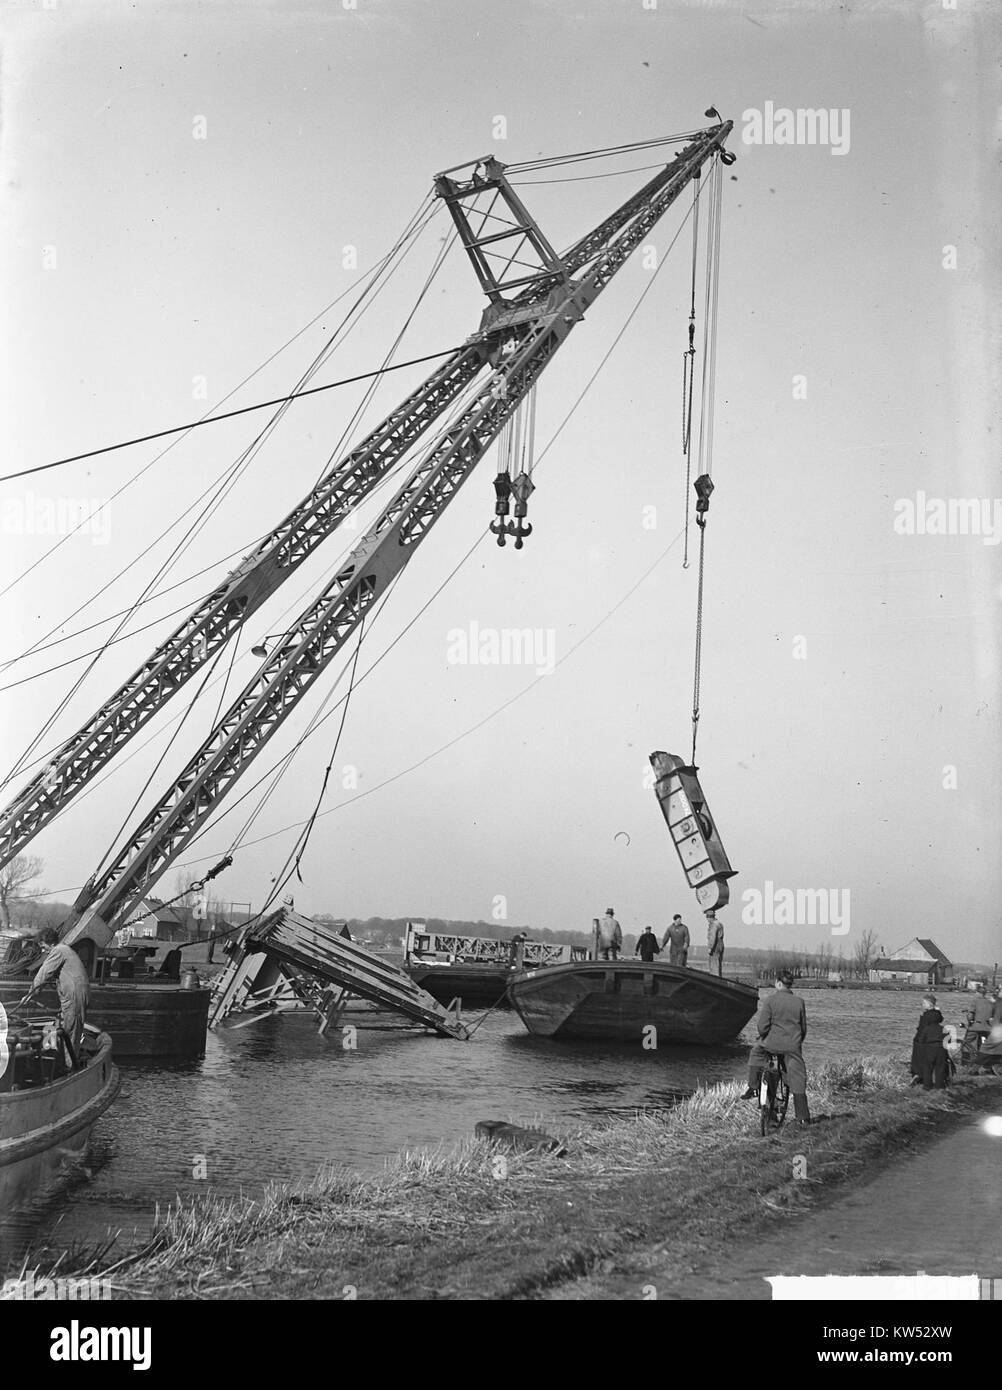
509 961 759 1044
0 982 210 1059
405 963 514 1009
0 1033 121 1212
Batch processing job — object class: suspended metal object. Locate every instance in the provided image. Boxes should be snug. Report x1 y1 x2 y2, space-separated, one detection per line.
649 751 736 910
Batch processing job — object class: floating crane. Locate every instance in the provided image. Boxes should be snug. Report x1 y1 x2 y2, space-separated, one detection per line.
0 114 737 972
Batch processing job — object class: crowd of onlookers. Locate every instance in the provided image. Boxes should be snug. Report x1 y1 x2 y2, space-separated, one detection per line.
909 982 1002 1089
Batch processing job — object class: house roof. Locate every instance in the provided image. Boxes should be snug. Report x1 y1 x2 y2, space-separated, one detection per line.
871 958 937 974
141 897 184 926
914 938 952 967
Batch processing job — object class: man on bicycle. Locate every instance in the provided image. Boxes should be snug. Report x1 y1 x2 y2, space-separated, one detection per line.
740 969 811 1127
966 984 993 1050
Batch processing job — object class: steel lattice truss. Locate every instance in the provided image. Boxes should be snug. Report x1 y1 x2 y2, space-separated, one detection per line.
19 120 734 950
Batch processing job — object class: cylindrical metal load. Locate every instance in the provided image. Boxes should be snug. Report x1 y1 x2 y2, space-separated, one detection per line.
649 751 737 907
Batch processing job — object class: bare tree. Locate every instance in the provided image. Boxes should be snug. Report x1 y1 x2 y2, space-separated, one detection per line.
815 940 832 979
852 928 879 980
0 854 44 930
173 868 200 934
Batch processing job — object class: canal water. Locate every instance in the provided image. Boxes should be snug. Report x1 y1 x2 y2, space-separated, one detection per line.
0 988 966 1271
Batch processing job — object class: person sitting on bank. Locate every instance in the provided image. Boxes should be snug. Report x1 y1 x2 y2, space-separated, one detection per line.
660 914 690 967
910 994 948 1090
20 927 90 1066
598 909 622 961
635 926 660 963
740 969 811 1126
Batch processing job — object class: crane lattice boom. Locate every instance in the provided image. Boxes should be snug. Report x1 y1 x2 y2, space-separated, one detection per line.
22 120 735 953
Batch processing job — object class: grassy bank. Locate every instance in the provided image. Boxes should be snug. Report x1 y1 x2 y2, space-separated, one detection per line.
16 1059 1002 1300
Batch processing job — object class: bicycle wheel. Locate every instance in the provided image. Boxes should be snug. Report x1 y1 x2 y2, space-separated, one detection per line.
759 1068 775 1137
774 1069 791 1129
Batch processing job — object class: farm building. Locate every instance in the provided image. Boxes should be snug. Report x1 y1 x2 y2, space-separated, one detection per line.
869 938 952 986
113 897 188 945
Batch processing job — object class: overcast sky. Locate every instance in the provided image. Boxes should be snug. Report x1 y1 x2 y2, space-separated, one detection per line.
1 0 999 965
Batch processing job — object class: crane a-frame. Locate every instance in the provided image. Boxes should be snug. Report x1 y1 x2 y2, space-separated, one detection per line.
1 116 736 964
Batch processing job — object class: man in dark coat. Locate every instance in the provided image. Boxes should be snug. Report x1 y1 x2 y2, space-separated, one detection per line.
740 970 811 1125
635 927 660 963
911 994 948 1089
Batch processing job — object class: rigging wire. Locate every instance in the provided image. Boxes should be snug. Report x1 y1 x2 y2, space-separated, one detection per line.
0 364 461 793
93 637 233 880
23 511 686 908
9 527 370 816
681 173 701 570
0 347 463 486
312 224 460 489
168 199 700 867
22 180 708 902
267 610 369 908
0 198 440 695
0 193 437 600
182 379 495 854
511 160 669 187
2 375 322 782
49 346 489 877
504 130 702 174
0 546 246 670
1 199 442 783
190 524 690 868
689 156 724 764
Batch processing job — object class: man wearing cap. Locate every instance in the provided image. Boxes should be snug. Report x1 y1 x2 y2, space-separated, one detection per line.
705 908 725 978
597 908 622 961
635 926 660 963
661 914 690 967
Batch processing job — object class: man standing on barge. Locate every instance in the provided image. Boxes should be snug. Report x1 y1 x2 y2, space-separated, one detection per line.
598 909 622 961
705 908 725 978
661 915 690 966
21 927 90 1064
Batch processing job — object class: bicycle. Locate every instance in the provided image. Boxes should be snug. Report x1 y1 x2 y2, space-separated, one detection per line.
759 1052 790 1136
946 1019 1002 1076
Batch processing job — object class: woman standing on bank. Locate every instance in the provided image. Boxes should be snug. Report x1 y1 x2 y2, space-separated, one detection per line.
910 993 948 1090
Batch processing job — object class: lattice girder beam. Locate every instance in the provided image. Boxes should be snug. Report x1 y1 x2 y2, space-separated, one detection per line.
59 121 733 952
0 343 488 868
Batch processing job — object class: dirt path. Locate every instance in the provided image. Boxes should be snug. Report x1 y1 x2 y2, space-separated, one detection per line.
544 1108 1002 1299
